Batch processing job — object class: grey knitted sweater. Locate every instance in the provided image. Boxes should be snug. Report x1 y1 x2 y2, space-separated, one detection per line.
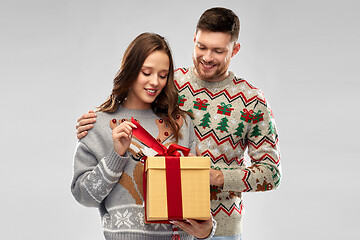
71 106 216 240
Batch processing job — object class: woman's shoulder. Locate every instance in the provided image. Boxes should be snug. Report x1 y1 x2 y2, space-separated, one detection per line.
180 113 194 129
80 111 115 143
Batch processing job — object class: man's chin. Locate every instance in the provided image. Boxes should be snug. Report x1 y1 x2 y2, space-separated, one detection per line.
194 66 216 80
198 70 218 81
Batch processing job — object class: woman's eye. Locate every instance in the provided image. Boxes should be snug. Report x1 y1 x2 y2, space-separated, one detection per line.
159 75 167 79
142 72 151 76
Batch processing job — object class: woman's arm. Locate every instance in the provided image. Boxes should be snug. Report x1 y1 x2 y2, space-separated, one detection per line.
71 142 130 207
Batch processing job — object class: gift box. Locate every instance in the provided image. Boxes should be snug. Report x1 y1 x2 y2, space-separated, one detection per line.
145 156 210 221
130 117 211 222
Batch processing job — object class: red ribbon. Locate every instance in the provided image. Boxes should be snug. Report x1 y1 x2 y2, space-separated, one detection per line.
131 118 190 157
131 117 189 221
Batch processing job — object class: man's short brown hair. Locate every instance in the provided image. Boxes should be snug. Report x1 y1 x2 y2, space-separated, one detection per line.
196 7 240 42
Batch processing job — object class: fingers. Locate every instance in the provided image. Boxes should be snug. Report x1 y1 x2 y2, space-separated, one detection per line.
170 218 212 239
76 122 95 140
77 111 97 126
77 117 97 130
112 121 137 140
112 121 137 156
77 131 88 140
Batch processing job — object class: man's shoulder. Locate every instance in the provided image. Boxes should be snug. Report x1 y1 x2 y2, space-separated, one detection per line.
174 67 191 78
230 73 264 97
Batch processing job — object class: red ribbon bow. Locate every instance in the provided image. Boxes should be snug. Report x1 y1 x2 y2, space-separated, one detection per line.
131 117 189 221
131 117 190 157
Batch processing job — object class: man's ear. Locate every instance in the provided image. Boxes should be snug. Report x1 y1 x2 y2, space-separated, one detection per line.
231 42 241 58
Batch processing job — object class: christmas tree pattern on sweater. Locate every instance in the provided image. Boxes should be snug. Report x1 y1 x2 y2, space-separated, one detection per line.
174 67 281 231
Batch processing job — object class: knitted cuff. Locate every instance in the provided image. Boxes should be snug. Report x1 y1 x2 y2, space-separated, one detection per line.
104 149 130 173
222 169 246 192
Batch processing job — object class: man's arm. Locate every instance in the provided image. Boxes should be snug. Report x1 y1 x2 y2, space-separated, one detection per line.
221 95 281 193
76 110 97 139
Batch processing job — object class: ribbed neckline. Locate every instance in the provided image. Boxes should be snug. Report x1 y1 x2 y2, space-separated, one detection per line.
115 106 156 119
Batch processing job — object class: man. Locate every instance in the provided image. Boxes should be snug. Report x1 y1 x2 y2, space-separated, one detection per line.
76 7 281 240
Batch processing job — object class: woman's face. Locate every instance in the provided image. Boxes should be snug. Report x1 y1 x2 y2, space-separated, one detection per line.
124 51 169 109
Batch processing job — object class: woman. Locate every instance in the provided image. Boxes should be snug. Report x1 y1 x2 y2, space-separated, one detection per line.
71 33 215 240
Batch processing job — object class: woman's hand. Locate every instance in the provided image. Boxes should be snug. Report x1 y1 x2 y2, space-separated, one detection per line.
171 217 213 239
112 121 137 156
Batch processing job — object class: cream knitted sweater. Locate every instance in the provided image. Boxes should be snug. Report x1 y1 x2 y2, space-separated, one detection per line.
174 67 281 236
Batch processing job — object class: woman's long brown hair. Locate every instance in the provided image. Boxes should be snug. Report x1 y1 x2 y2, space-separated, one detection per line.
98 32 190 141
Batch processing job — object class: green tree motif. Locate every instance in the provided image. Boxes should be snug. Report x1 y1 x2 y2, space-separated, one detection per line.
234 122 245 137
250 125 262 137
199 112 211 129
216 117 229 133
268 120 275 135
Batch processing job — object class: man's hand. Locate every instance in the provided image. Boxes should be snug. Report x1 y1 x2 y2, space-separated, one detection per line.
196 146 224 187
171 218 213 239
76 111 97 139
210 168 224 187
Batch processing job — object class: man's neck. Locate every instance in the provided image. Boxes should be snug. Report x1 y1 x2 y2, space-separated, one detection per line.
193 67 230 83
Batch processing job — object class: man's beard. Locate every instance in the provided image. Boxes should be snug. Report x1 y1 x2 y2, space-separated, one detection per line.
192 56 229 82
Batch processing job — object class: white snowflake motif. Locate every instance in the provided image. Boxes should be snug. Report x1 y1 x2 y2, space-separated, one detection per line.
196 111 202 117
214 148 220 155
231 118 237 124
114 210 134 228
223 145 229 153
261 121 266 127
197 143 203 151
137 212 145 226
213 115 219 120
240 85 246 91
102 213 110 226
247 90 252 96
231 86 237 92
92 179 102 190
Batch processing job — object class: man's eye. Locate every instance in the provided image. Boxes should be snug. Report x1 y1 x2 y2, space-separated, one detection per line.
197 44 205 50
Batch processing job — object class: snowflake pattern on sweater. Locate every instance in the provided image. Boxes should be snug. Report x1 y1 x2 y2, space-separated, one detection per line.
71 107 217 240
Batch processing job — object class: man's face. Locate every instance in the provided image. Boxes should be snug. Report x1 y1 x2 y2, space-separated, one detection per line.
192 30 240 82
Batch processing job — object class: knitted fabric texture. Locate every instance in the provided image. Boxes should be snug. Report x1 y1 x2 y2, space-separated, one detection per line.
71 106 216 240
174 67 281 236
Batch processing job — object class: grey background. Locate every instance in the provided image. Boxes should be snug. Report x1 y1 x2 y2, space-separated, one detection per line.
1 0 359 239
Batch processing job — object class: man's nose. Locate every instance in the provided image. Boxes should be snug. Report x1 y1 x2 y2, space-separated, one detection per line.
202 50 213 62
